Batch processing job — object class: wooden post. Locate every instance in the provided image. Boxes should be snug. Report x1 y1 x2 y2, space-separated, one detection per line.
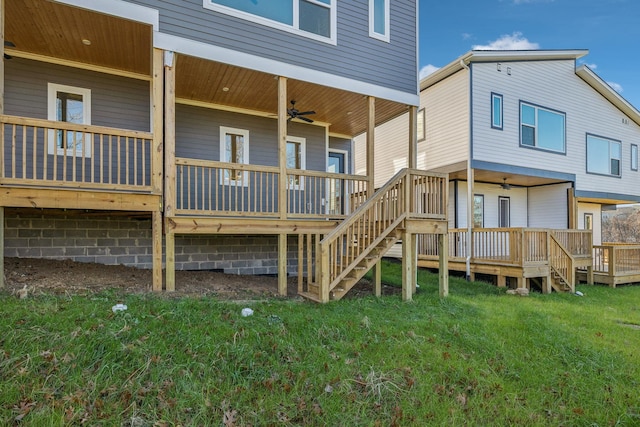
438 232 449 297
401 231 413 301
567 187 577 229
152 211 162 291
0 0 5 289
278 233 287 296
163 51 176 292
320 244 330 302
609 246 616 287
151 48 164 195
277 77 289 294
408 105 417 169
372 261 381 297
165 231 175 291
366 96 375 197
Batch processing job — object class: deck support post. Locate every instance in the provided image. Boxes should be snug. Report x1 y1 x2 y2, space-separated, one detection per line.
165 231 175 291
0 0 4 289
402 231 414 301
278 233 287 296
152 211 162 291
438 232 449 297
372 261 381 297
163 50 176 292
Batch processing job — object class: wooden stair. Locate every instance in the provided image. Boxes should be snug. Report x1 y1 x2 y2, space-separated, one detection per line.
550 267 572 293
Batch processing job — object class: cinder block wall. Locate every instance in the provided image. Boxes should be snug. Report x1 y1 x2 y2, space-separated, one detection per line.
4 210 300 275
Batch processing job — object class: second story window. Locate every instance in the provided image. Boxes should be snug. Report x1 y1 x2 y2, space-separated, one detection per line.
491 93 503 130
586 134 621 177
520 102 565 153
205 0 336 43
369 0 390 42
632 144 638 171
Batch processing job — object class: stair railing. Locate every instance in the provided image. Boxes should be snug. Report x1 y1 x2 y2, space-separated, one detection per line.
317 169 447 302
549 233 575 292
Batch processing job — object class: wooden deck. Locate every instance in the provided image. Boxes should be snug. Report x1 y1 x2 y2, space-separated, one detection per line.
579 244 640 287
417 228 593 293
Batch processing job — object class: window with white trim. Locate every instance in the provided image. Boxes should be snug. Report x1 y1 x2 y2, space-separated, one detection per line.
369 0 389 42
491 93 503 130
473 194 484 228
286 136 306 189
586 134 621 177
632 144 638 171
220 126 249 185
520 101 565 153
204 0 336 43
498 196 510 228
47 83 91 157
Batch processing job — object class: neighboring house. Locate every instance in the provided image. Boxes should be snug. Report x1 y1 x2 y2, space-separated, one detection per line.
357 49 640 290
0 0 448 301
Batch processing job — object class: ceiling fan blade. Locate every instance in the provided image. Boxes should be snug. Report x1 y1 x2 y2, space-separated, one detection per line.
298 116 314 123
297 110 316 116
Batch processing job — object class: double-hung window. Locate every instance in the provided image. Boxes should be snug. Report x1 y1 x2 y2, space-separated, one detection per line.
369 0 390 42
220 126 249 185
205 0 336 43
286 136 306 189
520 102 565 153
47 83 92 157
632 144 638 171
491 93 503 130
586 134 621 177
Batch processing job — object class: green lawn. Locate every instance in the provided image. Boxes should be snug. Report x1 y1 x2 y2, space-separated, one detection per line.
1 262 639 426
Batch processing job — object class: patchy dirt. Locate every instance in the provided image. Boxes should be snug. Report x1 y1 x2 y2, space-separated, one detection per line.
2 257 399 301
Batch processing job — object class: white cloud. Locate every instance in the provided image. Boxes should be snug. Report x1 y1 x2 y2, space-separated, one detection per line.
607 81 623 93
462 33 472 40
419 64 440 79
472 32 539 50
583 62 597 70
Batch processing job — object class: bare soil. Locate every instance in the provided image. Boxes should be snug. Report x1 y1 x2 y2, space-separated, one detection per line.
2 257 399 300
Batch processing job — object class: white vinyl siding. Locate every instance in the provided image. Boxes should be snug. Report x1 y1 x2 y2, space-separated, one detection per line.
454 181 527 228
527 183 570 228
422 70 469 171
471 60 640 198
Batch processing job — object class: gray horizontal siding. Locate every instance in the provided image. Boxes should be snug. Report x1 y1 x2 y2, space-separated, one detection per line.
4 58 150 132
127 0 417 95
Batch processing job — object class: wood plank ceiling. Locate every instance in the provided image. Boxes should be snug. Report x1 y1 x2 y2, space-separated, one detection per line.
5 0 409 137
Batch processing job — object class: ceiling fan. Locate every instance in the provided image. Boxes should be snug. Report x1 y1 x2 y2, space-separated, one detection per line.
287 100 315 123
500 178 512 190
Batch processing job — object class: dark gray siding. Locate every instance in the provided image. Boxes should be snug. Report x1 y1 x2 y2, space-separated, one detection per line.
176 104 326 169
5 58 150 131
3 58 151 186
128 0 417 95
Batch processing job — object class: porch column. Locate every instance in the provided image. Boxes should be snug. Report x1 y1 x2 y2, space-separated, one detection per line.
366 96 375 197
408 105 417 169
465 167 474 280
402 231 414 301
164 51 177 291
277 76 288 294
0 0 5 289
151 48 164 291
567 187 578 229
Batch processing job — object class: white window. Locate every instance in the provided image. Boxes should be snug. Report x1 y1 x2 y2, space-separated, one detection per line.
204 0 336 44
47 83 91 157
520 102 565 153
473 194 484 228
586 134 621 177
369 0 390 42
491 93 503 130
632 144 638 171
498 196 510 228
220 126 249 185
286 135 306 189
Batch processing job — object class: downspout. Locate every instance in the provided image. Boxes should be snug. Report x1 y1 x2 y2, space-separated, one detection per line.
460 59 472 281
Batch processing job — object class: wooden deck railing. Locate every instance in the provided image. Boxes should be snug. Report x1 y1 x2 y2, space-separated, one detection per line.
593 244 640 276
0 115 153 191
174 157 369 218
418 228 591 267
549 234 575 291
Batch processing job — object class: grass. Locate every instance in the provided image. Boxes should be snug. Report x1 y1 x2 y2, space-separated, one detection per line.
1 261 640 426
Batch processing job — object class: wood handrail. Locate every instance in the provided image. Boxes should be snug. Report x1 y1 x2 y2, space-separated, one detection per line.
549 233 575 292
0 114 152 139
175 157 280 174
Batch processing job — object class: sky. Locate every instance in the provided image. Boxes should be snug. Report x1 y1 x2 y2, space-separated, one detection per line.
418 0 640 109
